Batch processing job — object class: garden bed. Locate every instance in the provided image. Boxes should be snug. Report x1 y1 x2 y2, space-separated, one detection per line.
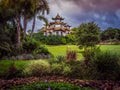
0 76 120 90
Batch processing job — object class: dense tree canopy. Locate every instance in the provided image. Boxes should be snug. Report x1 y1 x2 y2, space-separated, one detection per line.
0 0 50 58
75 22 100 48
0 0 49 47
101 27 120 41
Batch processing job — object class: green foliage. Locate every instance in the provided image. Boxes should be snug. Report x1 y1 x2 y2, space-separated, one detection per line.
33 32 75 45
51 62 71 76
75 22 100 47
22 37 49 55
75 22 100 61
82 46 100 62
68 61 83 78
56 55 65 63
66 48 77 62
5 62 22 79
65 34 76 44
0 42 21 59
23 60 51 77
51 63 63 75
89 51 120 80
62 65 71 76
8 82 95 90
22 37 39 53
101 27 120 41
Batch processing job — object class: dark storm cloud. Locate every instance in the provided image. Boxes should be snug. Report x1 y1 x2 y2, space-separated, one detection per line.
70 0 120 12
32 0 120 31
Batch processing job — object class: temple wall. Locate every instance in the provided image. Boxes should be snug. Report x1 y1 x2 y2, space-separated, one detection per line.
44 31 68 36
53 32 56 35
63 32 67 36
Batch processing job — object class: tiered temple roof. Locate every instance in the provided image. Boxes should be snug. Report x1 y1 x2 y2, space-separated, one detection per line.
42 14 72 36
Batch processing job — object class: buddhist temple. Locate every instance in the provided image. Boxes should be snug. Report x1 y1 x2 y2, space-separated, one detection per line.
42 14 72 36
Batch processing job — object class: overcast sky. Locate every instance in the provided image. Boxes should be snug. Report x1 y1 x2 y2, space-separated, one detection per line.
28 0 120 31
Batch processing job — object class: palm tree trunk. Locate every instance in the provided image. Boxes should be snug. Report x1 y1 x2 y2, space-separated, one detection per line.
30 15 36 38
16 16 21 47
23 15 27 38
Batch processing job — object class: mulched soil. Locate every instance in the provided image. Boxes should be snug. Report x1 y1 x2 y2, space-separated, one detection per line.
0 76 120 90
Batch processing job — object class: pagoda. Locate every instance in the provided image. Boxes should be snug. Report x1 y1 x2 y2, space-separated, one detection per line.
42 14 72 36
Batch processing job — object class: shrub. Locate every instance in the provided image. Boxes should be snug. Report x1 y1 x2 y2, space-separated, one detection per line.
22 38 39 54
51 62 71 76
68 61 83 78
0 42 21 59
23 60 51 77
66 49 77 62
82 46 100 64
51 63 63 75
89 51 120 80
34 45 49 55
56 55 65 63
6 62 22 79
23 37 50 55
62 65 71 76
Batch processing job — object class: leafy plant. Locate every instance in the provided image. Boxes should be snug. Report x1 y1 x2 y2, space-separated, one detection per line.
8 82 96 90
75 22 100 63
66 49 77 62
23 60 51 77
82 46 100 64
51 62 71 76
6 61 22 79
56 55 65 63
62 65 71 76
89 51 120 80
51 63 63 75
22 37 39 54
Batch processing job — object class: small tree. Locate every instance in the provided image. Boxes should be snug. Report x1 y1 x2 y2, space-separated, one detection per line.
75 22 100 64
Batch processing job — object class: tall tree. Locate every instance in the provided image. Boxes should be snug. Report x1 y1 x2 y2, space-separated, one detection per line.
101 27 120 41
75 22 100 63
1 0 23 47
0 0 50 47
30 0 49 38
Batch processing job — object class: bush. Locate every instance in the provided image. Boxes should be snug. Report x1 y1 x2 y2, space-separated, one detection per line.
82 46 100 64
6 62 22 79
23 60 51 77
51 62 71 76
62 65 71 76
56 55 65 63
0 42 21 59
34 45 49 55
23 37 50 55
51 63 63 75
22 38 39 53
89 51 120 80
66 49 77 62
68 61 83 78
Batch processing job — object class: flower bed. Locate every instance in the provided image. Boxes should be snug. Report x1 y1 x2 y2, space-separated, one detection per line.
0 76 120 90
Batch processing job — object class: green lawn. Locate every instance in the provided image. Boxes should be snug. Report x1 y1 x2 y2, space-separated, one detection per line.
0 45 120 77
0 60 35 77
46 45 120 60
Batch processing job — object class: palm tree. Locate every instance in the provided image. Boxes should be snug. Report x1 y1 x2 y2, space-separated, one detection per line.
30 0 50 38
38 15 48 29
0 0 50 47
0 0 22 47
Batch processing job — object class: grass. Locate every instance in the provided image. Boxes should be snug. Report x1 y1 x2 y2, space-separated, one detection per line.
46 45 83 60
46 45 120 60
0 60 35 77
7 82 97 90
0 45 120 77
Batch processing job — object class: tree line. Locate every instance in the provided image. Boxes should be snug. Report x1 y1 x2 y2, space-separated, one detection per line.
0 0 49 47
